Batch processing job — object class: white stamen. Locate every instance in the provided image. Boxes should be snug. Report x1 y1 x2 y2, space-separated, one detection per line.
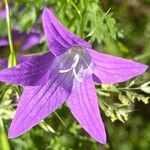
72 54 80 68
59 54 80 73
59 68 72 73
59 54 82 82
73 68 82 82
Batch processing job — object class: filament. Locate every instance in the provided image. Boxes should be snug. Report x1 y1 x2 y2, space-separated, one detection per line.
59 54 82 82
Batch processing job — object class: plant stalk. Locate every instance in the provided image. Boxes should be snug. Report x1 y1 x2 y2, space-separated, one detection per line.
4 0 17 67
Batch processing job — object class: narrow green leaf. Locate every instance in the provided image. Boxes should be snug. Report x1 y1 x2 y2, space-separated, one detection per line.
67 0 81 17
0 118 10 150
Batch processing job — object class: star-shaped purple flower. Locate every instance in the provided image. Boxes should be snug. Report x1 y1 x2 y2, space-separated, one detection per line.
0 7 148 144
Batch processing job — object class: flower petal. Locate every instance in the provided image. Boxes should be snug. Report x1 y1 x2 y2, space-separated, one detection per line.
0 9 6 19
21 32 42 51
0 38 8 46
0 54 43 68
42 7 91 55
8 71 73 138
0 30 23 47
91 50 148 84
67 76 106 144
0 52 54 86
0 58 7 68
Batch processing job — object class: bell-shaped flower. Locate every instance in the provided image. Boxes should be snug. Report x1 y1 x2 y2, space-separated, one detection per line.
0 7 148 144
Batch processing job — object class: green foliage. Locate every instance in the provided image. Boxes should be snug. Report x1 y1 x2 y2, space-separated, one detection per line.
98 81 150 123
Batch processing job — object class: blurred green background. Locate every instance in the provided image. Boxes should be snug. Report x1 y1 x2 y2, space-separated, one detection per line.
0 0 150 149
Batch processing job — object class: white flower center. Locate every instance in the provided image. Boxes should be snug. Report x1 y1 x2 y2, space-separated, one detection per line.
59 54 82 82
59 45 93 82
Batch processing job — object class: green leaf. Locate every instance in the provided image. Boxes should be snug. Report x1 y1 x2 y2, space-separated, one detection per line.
18 8 36 31
0 118 10 150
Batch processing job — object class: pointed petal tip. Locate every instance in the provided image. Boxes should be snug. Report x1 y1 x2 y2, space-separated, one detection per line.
143 64 149 71
42 7 53 17
102 140 107 145
8 128 22 139
92 127 107 144
98 139 107 145
8 123 29 139
91 49 149 84
43 7 49 13
42 7 49 19
136 63 149 76
8 133 17 139
97 134 107 144
42 7 56 23
67 77 107 144
8 118 32 139
8 122 32 139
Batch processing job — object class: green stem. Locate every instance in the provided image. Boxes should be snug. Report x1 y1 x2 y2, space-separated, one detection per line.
117 87 140 91
4 0 17 67
99 86 140 92
54 112 67 128
0 118 10 150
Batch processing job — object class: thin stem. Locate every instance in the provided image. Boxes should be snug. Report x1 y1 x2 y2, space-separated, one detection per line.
117 87 140 91
4 0 17 67
54 111 67 128
5 0 14 53
99 86 140 92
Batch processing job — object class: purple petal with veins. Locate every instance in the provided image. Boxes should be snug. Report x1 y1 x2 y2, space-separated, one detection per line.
9 71 73 138
42 7 91 55
0 52 54 86
21 31 42 51
67 76 106 144
90 49 148 84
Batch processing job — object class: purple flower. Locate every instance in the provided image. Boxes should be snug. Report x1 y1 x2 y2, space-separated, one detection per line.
0 7 148 144
0 8 6 19
0 30 42 51
0 3 42 51
0 2 14 19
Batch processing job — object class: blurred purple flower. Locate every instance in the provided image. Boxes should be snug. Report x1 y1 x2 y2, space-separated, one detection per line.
0 2 14 19
0 7 148 144
0 30 42 51
0 3 42 51
0 8 6 19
